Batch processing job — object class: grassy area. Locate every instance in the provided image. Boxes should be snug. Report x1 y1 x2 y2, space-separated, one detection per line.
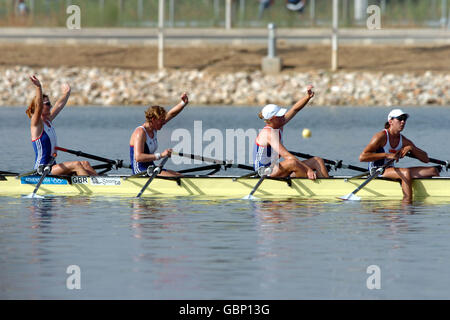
0 0 447 28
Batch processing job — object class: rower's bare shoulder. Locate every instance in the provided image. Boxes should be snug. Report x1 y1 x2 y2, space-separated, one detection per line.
371 130 387 143
256 128 270 146
363 130 386 151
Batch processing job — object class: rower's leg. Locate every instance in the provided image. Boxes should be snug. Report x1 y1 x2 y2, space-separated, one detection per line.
302 157 329 178
383 167 412 203
158 169 182 177
409 166 440 178
79 161 98 176
51 161 91 176
271 159 306 178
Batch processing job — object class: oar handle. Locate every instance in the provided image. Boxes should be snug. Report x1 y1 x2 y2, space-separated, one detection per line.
288 150 367 172
173 151 226 165
55 146 115 165
406 153 449 171
55 146 130 169
429 157 449 168
173 151 254 171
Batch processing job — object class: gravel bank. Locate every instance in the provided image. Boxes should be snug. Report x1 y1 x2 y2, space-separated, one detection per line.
2 66 449 107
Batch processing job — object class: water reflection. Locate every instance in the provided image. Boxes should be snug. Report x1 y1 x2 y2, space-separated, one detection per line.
25 196 94 266
128 198 192 291
129 198 180 239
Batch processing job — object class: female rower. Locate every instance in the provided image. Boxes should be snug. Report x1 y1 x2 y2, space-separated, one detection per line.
253 85 329 180
359 109 439 203
26 75 98 176
129 93 189 177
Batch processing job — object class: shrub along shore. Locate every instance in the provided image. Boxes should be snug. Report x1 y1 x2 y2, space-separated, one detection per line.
2 66 449 107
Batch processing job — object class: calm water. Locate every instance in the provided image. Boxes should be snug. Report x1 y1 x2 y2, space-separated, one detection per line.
1 105 450 299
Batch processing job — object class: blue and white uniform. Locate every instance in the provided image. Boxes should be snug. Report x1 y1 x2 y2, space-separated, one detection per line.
32 121 57 169
368 129 403 172
130 126 158 174
253 126 283 171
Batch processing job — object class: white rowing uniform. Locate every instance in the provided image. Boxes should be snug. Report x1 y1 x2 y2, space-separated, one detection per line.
130 126 158 174
253 126 283 171
32 121 57 169
368 129 403 172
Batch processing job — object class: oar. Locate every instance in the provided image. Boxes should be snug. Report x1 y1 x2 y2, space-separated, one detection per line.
25 154 56 199
16 169 39 178
232 171 258 181
406 153 449 171
288 150 367 173
172 151 254 171
344 170 370 181
136 157 169 198
242 166 272 200
340 159 395 201
55 146 131 170
0 171 18 175
125 170 150 180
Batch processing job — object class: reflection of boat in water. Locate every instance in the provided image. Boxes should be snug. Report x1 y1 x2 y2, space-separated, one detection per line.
1 173 450 201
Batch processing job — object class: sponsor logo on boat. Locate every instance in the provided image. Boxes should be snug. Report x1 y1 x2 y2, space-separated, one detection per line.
90 177 121 186
21 176 68 185
71 176 89 184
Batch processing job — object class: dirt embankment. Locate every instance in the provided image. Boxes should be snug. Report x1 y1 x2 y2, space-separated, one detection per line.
1 43 450 74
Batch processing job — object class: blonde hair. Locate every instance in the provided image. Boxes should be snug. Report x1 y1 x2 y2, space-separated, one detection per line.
258 111 264 120
26 94 49 119
145 105 167 122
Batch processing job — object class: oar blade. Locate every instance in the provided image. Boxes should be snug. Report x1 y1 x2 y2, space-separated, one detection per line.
339 193 361 201
24 193 44 199
242 194 259 200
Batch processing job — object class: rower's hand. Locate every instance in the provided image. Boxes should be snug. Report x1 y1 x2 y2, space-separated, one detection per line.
306 85 314 99
181 92 189 106
30 75 41 88
61 83 71 95
161 148 172 158
307 169 317 181
399 145 413 158
386 151 401 163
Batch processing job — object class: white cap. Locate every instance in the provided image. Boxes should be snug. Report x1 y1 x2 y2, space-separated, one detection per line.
387 109 409 121
261 104 287 120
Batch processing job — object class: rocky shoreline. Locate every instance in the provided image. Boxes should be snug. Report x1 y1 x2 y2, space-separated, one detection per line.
1 66 449 107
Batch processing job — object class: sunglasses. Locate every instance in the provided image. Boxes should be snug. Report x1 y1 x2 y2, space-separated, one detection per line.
43 101 51 106
394 115 408 121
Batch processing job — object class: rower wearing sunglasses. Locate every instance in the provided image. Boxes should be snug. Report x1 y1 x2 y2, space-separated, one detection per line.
359 109 439 203
26 75 98 176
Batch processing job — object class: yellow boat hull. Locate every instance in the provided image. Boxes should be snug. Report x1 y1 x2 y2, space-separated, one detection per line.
1 175 449 200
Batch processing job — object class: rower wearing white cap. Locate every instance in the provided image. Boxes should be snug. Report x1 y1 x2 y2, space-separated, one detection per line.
359 109 439 203
253 85 329 180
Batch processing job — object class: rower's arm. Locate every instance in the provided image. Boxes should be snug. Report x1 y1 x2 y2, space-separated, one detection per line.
165 92 188 124
30 76 43 128
359 131 393 162
283 85 314 125
267 131 314 172
133 130 161 162
402 137 430 163
50 84 71 121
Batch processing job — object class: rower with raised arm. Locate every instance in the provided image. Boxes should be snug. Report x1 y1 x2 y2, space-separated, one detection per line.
26 75 98 176
359 109 439 203
253 85 329 180
129 93 188 177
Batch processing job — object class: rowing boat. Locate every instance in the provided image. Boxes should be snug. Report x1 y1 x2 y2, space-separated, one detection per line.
1 173 449 200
